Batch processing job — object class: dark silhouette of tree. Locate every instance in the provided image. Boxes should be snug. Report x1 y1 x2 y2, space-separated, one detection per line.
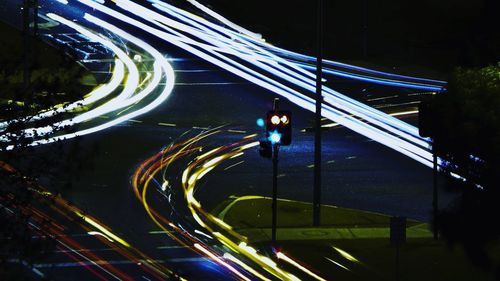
0 20 94 280
428 63 500 279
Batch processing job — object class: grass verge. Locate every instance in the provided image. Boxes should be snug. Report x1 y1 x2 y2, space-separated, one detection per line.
213 196 499 281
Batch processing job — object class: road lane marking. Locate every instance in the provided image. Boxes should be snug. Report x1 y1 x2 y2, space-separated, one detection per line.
227 129 247 134
224 161 244 171
366 95 398 102
156 245 187 249
158 122 176 127
170 82 245 86
174 69 214 73
149 230 173 234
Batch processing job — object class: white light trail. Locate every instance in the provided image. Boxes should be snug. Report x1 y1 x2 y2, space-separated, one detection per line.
2 12 175 149
76 0 436 168
0 59 125 130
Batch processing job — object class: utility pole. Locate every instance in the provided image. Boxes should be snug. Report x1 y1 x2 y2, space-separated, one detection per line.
418 100 439 240
432 145 439 240
23 0 31 91
362 0 368 58
22 0 38 92
34 0 39 37
313 0 324 227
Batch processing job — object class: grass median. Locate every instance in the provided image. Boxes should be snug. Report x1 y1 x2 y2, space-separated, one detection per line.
212 196 498 281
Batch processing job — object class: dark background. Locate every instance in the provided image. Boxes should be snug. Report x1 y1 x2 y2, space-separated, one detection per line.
203 0 500 75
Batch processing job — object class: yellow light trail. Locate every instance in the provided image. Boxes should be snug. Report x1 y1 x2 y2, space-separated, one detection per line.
332 245 361 264
75 211 131 248
276 251 326 281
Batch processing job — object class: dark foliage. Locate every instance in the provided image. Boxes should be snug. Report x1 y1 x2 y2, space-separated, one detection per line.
0 166 56 280
0 20 95 279
429 63 500 278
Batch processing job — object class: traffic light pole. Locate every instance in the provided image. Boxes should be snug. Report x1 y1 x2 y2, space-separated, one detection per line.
271 143 279 246
271 98 279 245
313 0 324 227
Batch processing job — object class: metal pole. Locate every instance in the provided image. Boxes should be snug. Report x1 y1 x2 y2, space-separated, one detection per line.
271 144 279 245
33 0 39 37
313 0 324 227
362 0 368 58
432 146 438 240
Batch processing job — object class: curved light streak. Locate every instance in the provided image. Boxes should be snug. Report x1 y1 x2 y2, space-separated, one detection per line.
3 13 174 149
0 59 125 130
176 135 303 280
3 12 139 139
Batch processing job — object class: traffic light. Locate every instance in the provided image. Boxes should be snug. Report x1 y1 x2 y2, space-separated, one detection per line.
418 100 435 138
266 110 292 146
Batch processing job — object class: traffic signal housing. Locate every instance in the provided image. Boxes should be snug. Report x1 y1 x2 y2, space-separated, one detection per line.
266 110 292 146
418 100 435 138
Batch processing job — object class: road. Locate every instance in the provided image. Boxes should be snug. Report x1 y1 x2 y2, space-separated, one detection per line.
0 0 454 280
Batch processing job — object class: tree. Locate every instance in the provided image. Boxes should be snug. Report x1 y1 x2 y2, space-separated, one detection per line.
429 63 500 278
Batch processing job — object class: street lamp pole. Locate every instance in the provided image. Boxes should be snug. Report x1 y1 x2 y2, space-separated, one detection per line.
313 0 324 226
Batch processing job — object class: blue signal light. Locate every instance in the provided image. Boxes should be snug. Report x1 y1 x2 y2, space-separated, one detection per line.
268 130 282 144
256 118 265 127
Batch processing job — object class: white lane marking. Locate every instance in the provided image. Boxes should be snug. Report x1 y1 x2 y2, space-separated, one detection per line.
224 161 244 171
227 129 247 134
158 122 176 127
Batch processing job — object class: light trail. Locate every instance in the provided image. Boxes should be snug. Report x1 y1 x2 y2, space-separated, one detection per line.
24 13 140 135
135 154 250 278
183 0 263 40
142 0 439 158
77 0 438 170
1 12 175 150
168 132 307 280
0 59 125 130
276 251 327 281
0 161 177 280
132 131 306 280
3 0 448 173
142 0 430 145
149 0 445 90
